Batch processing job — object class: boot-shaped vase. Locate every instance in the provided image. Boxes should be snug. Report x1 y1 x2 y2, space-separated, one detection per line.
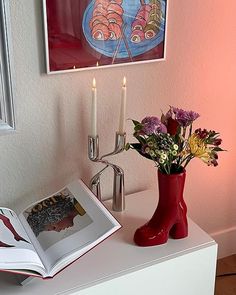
134 168 188 247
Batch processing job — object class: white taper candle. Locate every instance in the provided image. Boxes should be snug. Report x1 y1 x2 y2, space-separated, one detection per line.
118 76 127 134
91 78 97 137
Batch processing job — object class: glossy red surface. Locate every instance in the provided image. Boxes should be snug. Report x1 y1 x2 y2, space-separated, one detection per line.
134 169 188 246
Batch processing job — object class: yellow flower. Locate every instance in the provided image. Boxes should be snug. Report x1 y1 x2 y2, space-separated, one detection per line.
188 134 211 163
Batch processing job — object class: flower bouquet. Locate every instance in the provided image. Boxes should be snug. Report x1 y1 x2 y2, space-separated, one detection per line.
126 106 224 174
126 106 224 247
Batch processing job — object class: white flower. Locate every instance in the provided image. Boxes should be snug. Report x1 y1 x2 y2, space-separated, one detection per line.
148 141 154 147
173 144 178 150
145 147 150 153
161 153 167 160
149 150 156 157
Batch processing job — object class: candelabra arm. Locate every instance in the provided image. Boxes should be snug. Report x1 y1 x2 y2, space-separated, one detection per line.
88 133 125 211
88 135 99 161
90 176 101 201
101 132 126 160
112 165 125 212
90 165 109 201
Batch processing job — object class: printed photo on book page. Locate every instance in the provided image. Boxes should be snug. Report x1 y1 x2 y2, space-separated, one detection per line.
0 208 46 273
22 188 93 251
0 208 31 249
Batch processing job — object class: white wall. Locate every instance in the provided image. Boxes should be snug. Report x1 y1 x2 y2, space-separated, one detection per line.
0 0 235 257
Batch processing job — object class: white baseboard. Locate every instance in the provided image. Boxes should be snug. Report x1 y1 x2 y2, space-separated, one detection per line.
210 226 236 259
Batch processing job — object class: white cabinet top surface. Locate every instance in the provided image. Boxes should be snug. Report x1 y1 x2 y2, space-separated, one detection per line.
0 190 216 295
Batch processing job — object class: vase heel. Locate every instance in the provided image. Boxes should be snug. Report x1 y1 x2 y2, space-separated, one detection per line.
170 221 188 239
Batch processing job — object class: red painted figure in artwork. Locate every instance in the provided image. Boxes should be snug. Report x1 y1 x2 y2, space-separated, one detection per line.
0 213 29 247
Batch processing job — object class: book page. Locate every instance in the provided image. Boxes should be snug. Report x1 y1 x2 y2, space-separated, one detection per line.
0 208 30 249
19 180 121 276
0 208 44 273
19 186 94 272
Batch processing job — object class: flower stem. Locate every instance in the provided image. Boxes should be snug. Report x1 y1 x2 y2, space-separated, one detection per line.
182 155 194 169
189 124 193 137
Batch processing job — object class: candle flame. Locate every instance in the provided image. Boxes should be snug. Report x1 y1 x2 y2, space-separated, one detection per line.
123 76 126 87
92 78 96 88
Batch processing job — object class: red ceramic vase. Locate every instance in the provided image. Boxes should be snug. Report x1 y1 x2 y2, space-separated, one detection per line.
134 169 188 246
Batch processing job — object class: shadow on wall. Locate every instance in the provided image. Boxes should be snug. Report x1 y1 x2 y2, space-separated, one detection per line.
53 94 92 182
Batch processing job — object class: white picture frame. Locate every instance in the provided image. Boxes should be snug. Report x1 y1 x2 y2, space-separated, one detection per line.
0 0 15 133
42 0 168 74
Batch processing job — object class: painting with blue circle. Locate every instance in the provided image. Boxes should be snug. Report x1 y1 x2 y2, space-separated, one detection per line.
44 0 167 72
83 0 166 59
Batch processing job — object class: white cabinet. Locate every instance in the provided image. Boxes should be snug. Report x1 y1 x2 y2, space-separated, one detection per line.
0 190 217 295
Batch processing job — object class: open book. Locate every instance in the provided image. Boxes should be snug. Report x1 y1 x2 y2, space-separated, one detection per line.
0 179 121 279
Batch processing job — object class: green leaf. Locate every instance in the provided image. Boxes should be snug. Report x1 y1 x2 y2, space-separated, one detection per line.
134 124 143 132
129 143 153 160
125 143 130 151
132 120 141 126
212 147 226 152
136 135 146 145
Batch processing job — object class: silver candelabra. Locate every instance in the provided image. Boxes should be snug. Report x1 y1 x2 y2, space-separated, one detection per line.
88 132 126 211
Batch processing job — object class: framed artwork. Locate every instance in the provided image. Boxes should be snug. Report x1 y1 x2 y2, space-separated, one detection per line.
43 0 168 74
0 0 15 132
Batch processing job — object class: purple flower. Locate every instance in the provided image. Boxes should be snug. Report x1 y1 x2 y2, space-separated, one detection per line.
141 116 167 135
172 107 200 127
